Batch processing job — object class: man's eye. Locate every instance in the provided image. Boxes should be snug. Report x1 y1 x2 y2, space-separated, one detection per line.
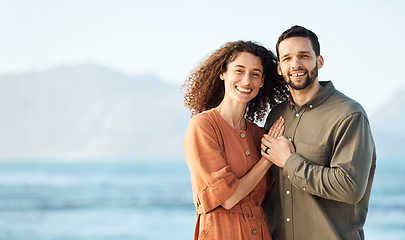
282 57 290 62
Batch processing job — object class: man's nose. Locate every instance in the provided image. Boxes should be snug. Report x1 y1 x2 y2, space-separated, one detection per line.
291 57 302 69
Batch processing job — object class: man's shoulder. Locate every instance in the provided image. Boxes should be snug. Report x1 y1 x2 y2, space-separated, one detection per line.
328 90 368 116
272 100 289 111
264 101 289 130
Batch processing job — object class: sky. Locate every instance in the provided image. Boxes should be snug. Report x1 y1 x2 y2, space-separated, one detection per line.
1 0 404 115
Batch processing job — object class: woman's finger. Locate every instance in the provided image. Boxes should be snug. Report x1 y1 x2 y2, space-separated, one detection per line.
261 134 272 146
268 116 285 138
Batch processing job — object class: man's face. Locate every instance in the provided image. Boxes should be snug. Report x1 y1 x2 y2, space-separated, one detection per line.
277 37 323 90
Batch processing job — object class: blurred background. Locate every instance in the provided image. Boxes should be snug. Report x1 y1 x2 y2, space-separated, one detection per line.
0 0 404 239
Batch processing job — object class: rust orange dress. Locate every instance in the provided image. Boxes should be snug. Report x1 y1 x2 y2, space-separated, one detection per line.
184 108 272 240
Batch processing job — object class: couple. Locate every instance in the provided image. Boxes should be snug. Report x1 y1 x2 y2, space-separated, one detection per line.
183 26 376 240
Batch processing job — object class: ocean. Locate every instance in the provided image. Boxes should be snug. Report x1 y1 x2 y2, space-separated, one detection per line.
0 158 403 240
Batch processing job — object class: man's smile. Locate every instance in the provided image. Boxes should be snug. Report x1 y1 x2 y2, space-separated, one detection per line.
290 71 307 79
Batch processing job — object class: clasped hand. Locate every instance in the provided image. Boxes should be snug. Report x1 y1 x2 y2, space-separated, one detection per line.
261 117 295 168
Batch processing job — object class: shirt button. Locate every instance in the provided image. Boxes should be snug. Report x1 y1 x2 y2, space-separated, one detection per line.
286 218 291 222
288 137 292 141
287 175 290 179
252 229 257 235
309 104 313 108
303 187 306 191
240 132 245 139
295 113 300 117
286 190 290 195
245 151 250 156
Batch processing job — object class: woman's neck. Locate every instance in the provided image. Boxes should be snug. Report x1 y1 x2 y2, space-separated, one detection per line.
216 102 247 130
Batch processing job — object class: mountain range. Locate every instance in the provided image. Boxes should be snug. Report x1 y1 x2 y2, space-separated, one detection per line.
0 64 401 161
0 64 190 161
368 89 405 159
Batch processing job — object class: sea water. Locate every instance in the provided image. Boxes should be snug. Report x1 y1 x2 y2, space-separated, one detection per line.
0 159 403 240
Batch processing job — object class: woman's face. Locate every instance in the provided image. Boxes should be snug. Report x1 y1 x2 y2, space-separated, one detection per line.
220 52 264 104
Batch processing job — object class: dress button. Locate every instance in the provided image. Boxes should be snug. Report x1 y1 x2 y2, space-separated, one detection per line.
252 229 257 235
286 190 290 195
240 132 245 139
295 113 300 117
286 218 291 222
245 151 250 156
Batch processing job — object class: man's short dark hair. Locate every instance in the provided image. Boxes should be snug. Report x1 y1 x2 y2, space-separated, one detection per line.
276 25 320 59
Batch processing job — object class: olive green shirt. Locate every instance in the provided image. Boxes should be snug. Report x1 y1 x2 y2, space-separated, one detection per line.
264 81 376 240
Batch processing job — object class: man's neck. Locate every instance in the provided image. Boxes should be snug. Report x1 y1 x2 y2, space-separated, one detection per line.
290 81 323 107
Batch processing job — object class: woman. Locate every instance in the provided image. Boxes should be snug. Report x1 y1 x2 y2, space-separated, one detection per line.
183 41 288 239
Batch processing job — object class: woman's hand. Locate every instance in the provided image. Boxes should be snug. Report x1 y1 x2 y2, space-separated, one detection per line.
267 116 285 138
261 116 285 162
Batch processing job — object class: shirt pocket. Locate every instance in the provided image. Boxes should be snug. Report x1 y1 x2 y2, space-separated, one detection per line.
294 141 329 166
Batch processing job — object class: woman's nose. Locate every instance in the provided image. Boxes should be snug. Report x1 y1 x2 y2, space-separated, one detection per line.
241 73 251 84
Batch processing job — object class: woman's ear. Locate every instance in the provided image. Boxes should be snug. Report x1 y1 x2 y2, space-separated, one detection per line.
219 73 224 80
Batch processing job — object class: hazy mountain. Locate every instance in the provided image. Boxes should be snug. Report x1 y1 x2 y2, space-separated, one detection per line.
369 90 405 160
0 64 191 161
0 64 401 161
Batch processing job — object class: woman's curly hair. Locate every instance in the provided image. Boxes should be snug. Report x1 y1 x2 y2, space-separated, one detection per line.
183 40 288 122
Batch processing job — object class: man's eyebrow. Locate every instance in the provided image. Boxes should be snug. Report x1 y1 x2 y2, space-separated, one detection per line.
234 65 263 73
280 51 311 59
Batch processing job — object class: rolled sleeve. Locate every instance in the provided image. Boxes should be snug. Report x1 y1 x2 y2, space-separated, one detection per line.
184 115 239 213
197 168 239 213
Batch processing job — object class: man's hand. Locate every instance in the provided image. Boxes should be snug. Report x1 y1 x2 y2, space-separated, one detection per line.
261 135 295 168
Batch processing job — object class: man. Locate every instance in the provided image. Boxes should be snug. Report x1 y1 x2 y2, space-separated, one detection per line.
261 25 376 239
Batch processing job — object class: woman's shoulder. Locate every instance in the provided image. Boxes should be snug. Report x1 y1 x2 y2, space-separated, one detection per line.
190 108 217 123
187 108 219 131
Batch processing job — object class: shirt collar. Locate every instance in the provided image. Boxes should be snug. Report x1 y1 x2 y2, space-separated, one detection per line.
288 81 336 110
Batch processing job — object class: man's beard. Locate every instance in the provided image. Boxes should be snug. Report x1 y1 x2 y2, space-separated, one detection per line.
284 64 318 90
